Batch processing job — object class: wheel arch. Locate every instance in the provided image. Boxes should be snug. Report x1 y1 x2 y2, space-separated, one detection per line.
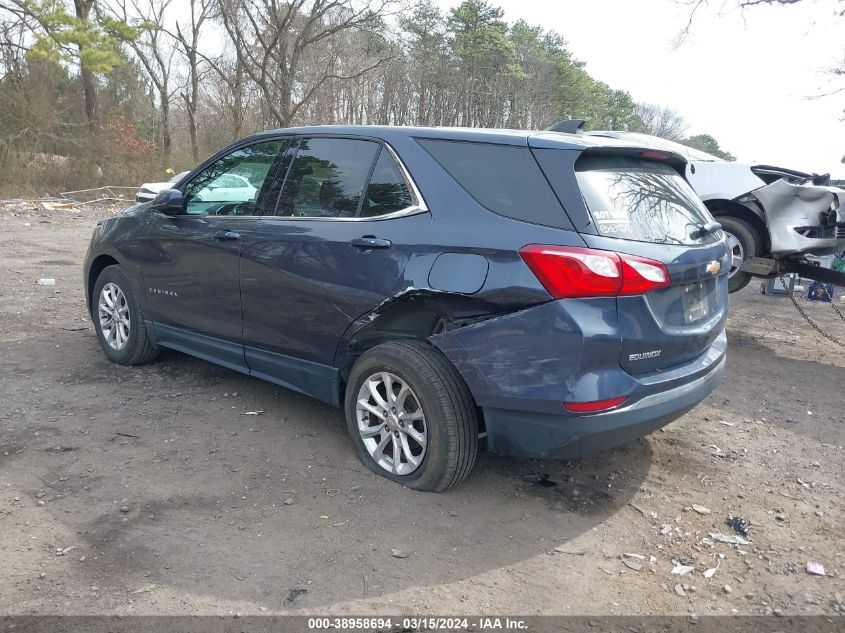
334 296 446 383
333 292 496 431
705 199 771 254
86 254 122 317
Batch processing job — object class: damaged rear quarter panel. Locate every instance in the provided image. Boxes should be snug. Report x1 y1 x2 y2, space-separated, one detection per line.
331 259 552 373
429 298 626 415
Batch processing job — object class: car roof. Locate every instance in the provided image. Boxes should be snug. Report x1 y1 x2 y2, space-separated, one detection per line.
247 124 679 154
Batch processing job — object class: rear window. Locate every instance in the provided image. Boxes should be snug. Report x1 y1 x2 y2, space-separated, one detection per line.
361 148 414 217
575 155 718 245
417 139 572 229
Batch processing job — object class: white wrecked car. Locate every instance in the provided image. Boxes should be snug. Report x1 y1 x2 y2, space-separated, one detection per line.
136 171 190 203
189 173 257 203
580 130 845 292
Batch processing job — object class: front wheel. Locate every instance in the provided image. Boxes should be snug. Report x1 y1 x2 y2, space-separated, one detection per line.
92 265 159 365
717 216 761 293
344 341 478 492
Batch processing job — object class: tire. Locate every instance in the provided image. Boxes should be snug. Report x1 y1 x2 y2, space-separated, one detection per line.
717 216 761 293
92 265 159 365
344 341 478 492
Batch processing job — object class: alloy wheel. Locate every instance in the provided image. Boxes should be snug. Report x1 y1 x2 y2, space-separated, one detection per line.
356 371 427 476
98 282 131 350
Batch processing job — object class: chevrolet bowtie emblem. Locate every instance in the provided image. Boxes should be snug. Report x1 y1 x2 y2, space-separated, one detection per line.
706 261 721 275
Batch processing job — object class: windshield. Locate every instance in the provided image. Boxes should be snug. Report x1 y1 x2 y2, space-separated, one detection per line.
576 155 720 245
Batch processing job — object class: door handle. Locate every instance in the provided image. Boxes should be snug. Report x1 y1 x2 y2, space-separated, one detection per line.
214 230 241 241
351 236 392 249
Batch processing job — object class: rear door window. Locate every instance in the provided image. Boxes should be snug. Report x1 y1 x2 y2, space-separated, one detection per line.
275 138 380 218
417 139 572 229
575 154 718 244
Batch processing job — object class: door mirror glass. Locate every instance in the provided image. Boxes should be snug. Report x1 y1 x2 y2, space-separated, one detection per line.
150 189 185 215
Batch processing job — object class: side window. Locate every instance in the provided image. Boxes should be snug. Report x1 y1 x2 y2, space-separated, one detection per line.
276 138 379 218
359 148 414 217
417 139 572 230
183 139 287 216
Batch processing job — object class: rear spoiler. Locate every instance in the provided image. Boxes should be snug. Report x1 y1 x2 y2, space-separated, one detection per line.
531 125 689 176
543 119 691 178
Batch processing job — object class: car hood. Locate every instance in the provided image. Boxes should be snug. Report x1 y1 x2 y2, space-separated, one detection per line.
139 171 190 192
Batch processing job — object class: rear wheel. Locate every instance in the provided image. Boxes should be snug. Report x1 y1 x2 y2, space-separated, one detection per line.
92 265 158 365
717 216 761 293
344 341 478 492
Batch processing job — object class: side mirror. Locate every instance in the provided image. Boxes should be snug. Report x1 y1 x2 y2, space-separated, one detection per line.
150 189 185 215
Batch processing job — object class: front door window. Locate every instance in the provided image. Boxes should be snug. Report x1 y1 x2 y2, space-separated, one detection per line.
183 139 287 216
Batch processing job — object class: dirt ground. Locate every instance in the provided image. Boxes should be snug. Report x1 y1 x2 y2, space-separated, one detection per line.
1 202 843 618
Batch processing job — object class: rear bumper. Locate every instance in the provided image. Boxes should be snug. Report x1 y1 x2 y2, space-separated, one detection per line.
481 353 725 459
430 297 727 460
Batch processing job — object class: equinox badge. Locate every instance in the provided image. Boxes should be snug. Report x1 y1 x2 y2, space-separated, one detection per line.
629 350 662 361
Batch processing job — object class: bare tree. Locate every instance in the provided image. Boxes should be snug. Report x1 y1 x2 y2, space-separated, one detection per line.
198 43 251 141
217 0 394 127
170 0 211 162
635 102 688 141
676 0 843 108
677 0 839 44
0 8 28 77
113 0 177 158
3 0 736 195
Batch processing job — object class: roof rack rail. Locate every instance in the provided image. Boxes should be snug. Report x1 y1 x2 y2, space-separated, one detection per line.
546 119 586 134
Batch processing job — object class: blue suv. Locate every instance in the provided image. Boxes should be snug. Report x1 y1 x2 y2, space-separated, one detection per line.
84 125 729 491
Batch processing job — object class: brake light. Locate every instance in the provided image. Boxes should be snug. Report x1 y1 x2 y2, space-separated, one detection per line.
519 245 670 298
640 149 672 161
564 396 628 413
519 245 621 297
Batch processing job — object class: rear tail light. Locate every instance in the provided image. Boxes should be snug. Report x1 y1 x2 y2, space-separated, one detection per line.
519 245 670 299
564 396 628 413
620 255 670 295
518 245 621 297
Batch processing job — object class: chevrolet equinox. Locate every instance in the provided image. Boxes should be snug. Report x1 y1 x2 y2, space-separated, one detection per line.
84 125 729 491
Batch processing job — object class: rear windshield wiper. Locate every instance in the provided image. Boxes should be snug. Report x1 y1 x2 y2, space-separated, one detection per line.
691 221 722 240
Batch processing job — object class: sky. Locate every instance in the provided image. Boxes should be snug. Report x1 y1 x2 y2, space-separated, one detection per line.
434 0 845 177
